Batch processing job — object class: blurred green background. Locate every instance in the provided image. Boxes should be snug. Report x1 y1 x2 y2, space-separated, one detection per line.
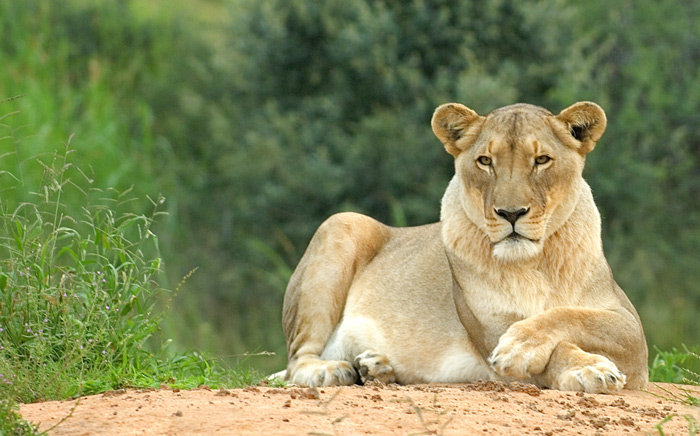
1 0 698 373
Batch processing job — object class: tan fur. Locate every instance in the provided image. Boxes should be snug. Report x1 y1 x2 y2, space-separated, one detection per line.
280 102 648 393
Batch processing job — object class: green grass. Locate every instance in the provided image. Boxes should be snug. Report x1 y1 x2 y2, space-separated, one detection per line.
650 345 700 386
0 98 260 435
648 344 700 435
655 414 699 436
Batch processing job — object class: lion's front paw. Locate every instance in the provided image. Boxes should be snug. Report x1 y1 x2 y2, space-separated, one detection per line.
289 359 357 387
354 350 396 384
555 357 626 394
488 323 555 380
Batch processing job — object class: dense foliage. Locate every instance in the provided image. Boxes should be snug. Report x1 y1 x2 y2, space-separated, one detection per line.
1 0 699 372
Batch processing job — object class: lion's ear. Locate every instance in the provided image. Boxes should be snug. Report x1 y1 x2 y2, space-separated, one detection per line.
555 102 607 154
431 103 484 157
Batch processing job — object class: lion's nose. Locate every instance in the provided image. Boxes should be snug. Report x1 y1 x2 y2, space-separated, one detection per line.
495 208 530 225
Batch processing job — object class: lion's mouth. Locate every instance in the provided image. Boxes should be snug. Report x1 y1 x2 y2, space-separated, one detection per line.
492 233 542 261
504 232 537 243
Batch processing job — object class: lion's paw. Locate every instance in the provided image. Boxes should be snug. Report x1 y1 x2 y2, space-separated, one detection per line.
354 350 396 384
289 359 357 387
555 357 626 394
488 324 554 380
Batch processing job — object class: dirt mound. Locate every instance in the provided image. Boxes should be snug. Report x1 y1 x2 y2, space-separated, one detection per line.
20 382 699 435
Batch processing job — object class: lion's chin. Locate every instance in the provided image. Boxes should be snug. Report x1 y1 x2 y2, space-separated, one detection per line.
492 235 542 262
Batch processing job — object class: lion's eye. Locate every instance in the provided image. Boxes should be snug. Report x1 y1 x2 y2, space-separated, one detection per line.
477 156 492 166
535 155 551 165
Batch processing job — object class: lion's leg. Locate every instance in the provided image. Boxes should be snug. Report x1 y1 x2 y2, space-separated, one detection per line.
282 213 389 387
536 342 625 393
488 307 646 393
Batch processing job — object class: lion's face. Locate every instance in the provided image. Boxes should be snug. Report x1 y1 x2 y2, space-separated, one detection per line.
432 102 607 262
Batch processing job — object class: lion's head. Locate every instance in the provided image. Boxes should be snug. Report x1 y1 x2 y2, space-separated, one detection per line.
432 102 606 262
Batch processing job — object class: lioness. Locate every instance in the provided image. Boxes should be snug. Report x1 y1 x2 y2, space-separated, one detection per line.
280 102 648 393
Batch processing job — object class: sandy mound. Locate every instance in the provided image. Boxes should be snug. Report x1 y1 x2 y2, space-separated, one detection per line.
20 381 699 435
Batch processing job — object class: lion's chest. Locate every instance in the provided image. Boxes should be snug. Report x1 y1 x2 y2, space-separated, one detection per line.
463 268 557 347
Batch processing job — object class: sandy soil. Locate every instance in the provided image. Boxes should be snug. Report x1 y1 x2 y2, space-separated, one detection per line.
20 381 699 435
